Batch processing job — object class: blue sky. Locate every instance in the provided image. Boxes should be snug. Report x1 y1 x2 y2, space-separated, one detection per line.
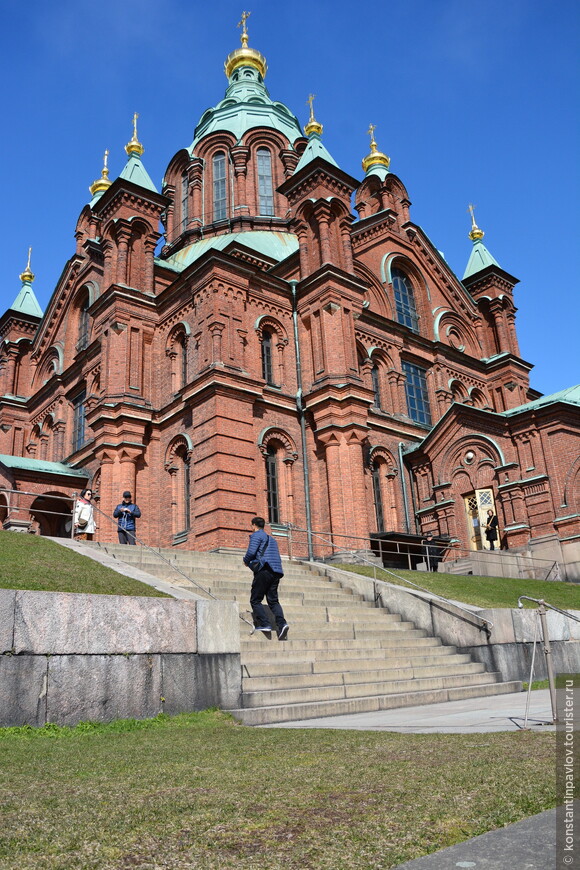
1 0 578 396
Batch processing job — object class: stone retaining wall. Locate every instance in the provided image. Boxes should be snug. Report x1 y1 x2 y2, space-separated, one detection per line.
0 590 241 727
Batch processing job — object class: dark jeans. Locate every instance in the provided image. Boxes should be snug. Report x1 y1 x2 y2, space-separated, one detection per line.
118 529 136 545
250 565 286 630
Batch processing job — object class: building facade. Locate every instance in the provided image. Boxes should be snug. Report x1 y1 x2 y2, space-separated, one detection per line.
1 29 579 573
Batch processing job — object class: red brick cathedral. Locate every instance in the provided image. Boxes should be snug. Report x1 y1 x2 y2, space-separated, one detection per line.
1 25 579 575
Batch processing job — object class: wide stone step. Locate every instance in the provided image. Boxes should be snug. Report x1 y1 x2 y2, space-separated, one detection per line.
243 660 485 692
240 651 471 678
228 680 523 725
240 631 433 652
240 670 500 708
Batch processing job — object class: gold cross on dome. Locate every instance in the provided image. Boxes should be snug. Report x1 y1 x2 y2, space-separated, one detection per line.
467 203 477 228
132 112 139 139
26 246 32 271
307 93 316 121
238 10 251 43
367 123 376 141
103 149 109 170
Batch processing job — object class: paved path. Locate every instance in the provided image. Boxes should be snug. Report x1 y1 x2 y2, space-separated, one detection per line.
393 808 556 869
262 689 555 732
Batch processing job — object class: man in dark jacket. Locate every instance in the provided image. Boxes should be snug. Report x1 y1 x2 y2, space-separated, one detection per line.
243 516 289 640
113 491 141 544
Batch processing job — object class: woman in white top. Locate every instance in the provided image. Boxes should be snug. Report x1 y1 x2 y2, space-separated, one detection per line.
73 488 96 540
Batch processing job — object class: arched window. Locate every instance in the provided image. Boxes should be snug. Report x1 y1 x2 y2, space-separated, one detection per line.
371 463 385 532
261 329 274 385
371 364 381 409
77 293 90 352
392 267 419 333
181 173 189 229
257 148 274 215
178 332 188 389
265 444 280 524
166 438 192 538
213 152 227 221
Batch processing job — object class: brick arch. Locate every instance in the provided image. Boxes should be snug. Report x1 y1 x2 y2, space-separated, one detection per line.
165 433 194 466
33 345 63 389
354 262 392 319
434 310 480 356
449 379 469 403
258 427 298 461
367 445 397 472
469 387 490 409
563 455 580 511
439 434 504 484
254 315 288 344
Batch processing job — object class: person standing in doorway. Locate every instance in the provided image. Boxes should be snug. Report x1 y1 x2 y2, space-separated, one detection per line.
485 509 499 551
73 488 96 541
244 516 289 640
113 491 141 545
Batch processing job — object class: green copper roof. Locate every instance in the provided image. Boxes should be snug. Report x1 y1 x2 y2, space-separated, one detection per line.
8 281 43 318
190 65 303 151
365 163 390 182
463 237 500 279
0 454 89 477
500 384 580 417
294 131 339 172
164 230 299 272
119 153 158 192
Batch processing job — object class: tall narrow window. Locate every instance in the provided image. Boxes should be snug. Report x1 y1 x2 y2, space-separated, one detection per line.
183 456 191 533
265 444 280 524
213 152 227 221
392 267 419 333
257 148 274 215
181 173 189 229
77 294 90 351
178 333 188 389
371 364 381 409
402 361 432 426
261 329 274 385
72 389 86 452
372 464 385 532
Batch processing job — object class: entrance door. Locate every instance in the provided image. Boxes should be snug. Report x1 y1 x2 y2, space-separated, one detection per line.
464 489 496 551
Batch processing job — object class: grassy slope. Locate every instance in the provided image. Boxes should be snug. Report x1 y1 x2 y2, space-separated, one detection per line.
334 564 580 610
0 531 168 597
0 711 555 870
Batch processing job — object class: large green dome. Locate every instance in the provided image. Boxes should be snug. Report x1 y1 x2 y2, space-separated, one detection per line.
189 63 303 153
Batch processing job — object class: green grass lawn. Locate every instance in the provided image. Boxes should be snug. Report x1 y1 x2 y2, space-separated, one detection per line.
0 711 555 870
0 531 168 597
335 563 580 610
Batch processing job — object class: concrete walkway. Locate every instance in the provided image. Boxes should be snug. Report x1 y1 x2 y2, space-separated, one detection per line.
393 808 556 869
262 689 555 732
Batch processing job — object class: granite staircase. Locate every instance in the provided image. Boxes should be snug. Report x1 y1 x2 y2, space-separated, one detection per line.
87 544 520 725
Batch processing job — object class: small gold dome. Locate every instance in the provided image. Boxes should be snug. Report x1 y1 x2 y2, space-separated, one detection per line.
304 94 323 136
125 112 144 157
20 247 34 283
468 204 485 240
224 11 267 79
362 125 390 173
90 149 112 196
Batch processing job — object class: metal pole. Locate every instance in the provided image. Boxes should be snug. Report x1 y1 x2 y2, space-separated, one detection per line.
288 523 293 561
290 279 314 561
538 600 558 723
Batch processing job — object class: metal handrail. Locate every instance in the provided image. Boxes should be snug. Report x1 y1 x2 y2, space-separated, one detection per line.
289 524 493 633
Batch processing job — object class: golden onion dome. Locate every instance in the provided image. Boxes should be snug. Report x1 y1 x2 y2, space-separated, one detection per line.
224 11 267 79
468 204 485 240
304 94 323 137
362 125 390 173
20 247 34 284
125 112 145 157
89 149 112 196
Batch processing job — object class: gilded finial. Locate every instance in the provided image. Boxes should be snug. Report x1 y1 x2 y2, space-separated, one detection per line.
125 112 144 157
362 124 390 172
238 10 250 46
225 11 267 79
89 149 112 196
304 93 323 137
468 203 485 240
19 247 35 284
